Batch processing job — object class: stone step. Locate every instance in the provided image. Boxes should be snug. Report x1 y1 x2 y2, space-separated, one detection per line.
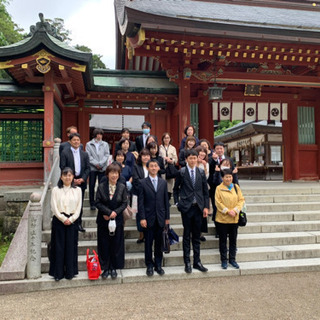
41 219 320 243
81 211 320 228
41 231 320 259
40 243 320 273
241 186 320 196
246 202 320 213
244 194 320 204
3 258 320 295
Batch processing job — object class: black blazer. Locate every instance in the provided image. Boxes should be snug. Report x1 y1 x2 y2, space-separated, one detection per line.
208 156 235 189
95 180 127 227
173 166 209 214
135 135 145 153
132 164 146 195
59 141 83 156
137 177 169 228
60 148 90 190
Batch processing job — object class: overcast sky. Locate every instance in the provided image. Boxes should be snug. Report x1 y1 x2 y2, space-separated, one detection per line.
7 0 116 69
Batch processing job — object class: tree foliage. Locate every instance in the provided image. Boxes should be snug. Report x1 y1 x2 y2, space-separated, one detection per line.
0 0 23 46
45 17 72 43
75 45 107 69
214 120 242 137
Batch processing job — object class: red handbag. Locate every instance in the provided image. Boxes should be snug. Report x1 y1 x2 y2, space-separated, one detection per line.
86 249 101 280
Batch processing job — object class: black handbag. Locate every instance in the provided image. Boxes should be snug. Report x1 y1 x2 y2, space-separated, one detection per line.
164 148 178 179
234 184 247 227
161 225 170 253
165 163 178 179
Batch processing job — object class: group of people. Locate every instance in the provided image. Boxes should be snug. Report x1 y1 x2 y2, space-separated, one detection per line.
49 122 245 281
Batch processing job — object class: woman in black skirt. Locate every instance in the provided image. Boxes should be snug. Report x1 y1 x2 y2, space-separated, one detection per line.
96 162 128 279
49 167 82 281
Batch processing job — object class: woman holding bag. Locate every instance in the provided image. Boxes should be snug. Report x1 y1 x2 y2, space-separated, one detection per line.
96 162 128 279
215 168 245 270
49 167 82 281
159 132 178 202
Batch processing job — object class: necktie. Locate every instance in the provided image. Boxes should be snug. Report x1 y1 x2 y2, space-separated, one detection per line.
152 178 157 191
191 169 195 187
219 156 222 164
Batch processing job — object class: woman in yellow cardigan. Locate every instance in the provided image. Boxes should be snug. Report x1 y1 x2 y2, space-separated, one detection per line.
215 169 245 269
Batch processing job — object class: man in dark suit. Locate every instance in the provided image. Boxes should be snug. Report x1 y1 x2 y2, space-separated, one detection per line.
60 133 90 232
173 149 209 273
138 159 170 276
135 121 152 153
59 126 83 156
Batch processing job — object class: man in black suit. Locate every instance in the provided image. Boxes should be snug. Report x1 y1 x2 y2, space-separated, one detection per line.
135 121 152 153
60 133 90 232
59 126 83 156
138 159 170 276
173 149 209 273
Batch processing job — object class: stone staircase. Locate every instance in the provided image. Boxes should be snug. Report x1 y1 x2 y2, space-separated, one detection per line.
3 182 320 294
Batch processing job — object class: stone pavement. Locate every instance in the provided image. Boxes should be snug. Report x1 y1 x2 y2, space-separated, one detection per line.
1 271 320 320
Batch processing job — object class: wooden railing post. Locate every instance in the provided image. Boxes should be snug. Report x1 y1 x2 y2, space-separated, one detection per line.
27 192 42 279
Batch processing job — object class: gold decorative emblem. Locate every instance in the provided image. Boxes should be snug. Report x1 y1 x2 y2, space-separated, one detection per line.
36 56 51 74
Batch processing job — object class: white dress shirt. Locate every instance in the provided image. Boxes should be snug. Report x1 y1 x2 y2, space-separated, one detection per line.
71 147 81 176
51 186 82 223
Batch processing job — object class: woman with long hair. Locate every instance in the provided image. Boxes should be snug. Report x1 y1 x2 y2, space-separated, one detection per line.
132 148 151 243
159 132 178 201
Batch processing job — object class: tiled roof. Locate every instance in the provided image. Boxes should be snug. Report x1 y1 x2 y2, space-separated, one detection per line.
117 0 320 31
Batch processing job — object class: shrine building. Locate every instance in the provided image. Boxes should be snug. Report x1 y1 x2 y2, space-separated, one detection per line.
1 0 320 184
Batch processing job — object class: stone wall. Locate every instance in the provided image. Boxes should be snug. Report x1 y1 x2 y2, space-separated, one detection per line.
2 188 41 235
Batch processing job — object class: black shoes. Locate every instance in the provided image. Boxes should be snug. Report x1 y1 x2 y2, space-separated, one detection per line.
229 260 239 269
136 238 145 244
154 266 165 276
90 206 96 211
193 262 208 272
221 261 228 269
200 236 206 242
146 266 154 277
101 270 109 279
110 269 117 279
184 262 192 274
78 225 86 232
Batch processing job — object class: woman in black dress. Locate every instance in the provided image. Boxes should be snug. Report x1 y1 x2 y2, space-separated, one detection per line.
96 162 128 279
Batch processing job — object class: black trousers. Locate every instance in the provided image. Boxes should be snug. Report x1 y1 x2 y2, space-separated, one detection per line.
89 171 105 207
49 216 78 280
75 176 86 226
97 222 125 271
181 204 202 265
216 222 238 262
143 219 163 268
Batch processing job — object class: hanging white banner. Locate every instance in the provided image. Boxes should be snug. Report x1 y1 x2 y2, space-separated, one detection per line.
212 102 288 121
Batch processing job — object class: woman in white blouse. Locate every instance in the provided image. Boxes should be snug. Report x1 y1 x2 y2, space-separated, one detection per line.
159 132 178 201
49 167 82 281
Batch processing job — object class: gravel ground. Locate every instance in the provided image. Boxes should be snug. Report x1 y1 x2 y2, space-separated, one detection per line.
1 271 320 320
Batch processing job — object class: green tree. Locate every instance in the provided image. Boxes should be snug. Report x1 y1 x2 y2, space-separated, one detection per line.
214 120 242 137
75 45 107 69
0 0 23 45
45 17 72 43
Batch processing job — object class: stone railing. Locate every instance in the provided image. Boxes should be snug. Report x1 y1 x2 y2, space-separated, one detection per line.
27 138 61 279
0 138 61 280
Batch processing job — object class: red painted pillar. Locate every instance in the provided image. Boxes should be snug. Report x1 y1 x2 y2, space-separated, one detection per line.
43 71 55 182
198 91 214 147
178 80 191 144
282 118 291 181
290 101 299 180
